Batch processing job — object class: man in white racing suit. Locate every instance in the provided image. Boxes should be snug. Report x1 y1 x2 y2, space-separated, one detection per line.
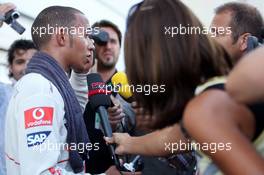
5 71 90 175
4 6 122 175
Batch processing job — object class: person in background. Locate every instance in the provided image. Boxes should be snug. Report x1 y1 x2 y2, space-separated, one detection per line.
210 2 263 63
7 39 37 84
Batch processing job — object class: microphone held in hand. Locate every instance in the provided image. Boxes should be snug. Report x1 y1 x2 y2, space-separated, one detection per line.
87 73 121 169
111 72 133 102
87 73 111 110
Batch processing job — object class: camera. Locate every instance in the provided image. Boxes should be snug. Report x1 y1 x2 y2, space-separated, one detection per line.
90 28 109 46
4 9 25 34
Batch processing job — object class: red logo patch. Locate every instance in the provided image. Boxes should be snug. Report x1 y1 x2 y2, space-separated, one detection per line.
24 107 54 129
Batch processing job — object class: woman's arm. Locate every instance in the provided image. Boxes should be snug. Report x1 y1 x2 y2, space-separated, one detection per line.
106 123 188 156
226 47 264 104
183 89 264 175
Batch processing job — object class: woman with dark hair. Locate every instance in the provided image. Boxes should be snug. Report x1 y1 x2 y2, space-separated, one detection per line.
106 0 264 174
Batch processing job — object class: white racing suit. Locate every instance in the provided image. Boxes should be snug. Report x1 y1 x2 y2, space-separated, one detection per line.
5 72 99 175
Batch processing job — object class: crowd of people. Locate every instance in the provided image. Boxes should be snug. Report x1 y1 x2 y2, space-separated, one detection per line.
0 0 263 175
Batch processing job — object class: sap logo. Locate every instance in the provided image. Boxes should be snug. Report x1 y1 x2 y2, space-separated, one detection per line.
27 131 51 147
24 107 53 129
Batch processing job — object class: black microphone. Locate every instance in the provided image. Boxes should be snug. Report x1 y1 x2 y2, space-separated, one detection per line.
87 73 121 169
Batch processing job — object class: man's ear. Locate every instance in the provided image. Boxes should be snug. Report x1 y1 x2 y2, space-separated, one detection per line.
55 27 67 46
238 33 251 52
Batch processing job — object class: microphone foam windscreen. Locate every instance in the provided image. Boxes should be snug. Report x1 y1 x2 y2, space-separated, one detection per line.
87 73 111 110
111 72 133 99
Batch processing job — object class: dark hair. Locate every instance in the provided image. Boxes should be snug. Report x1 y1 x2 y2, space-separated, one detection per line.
31 6 83 49
92 19 122 46
8 39 36 77
125 0 232 129
215 2 264 43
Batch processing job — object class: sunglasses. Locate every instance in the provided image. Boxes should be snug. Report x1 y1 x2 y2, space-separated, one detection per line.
126 1 143 29
126 1 154 29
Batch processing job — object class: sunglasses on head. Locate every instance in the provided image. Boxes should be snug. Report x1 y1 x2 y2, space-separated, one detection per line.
126 1 154 29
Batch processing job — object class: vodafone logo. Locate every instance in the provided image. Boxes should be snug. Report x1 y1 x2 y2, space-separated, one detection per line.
24 107 54 129
32 108 45 120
